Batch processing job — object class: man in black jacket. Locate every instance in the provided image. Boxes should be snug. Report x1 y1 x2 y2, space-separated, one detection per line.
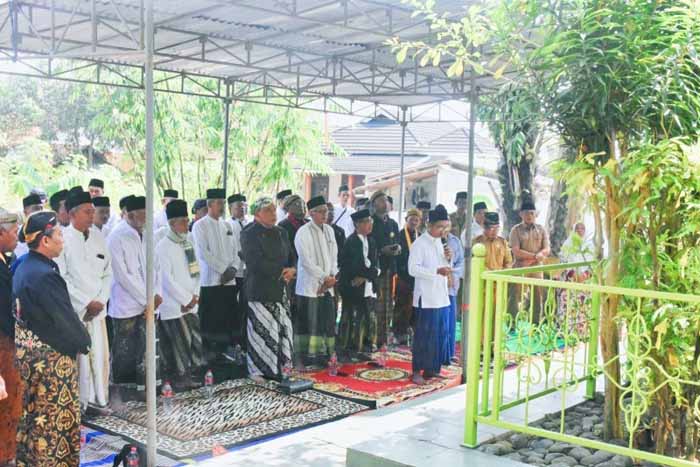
339 209 380 353
240 197 296 381
369 191 400 348
13 211 91 467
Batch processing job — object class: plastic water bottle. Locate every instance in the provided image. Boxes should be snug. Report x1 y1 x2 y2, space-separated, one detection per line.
387 331 396 350
204 369 214 398
407 328 414 348
80 432 87 463
161 381 174 413
328 352 338 376
234 344 245 366
126 446 139 466
381 343 388 363
282 361 293 381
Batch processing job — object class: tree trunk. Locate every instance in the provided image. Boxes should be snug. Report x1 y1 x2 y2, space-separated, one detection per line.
547 178 569 257
601 132 624 441
498 156 534 233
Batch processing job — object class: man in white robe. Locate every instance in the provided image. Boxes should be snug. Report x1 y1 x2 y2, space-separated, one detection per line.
58 189 112 413
294 196 339 366
107 195 162 400
154 188 178 231
462 201 487 245
191 188 242 361
156 199 204 390
332 184 356 237
92 196 113 238
88 178 120 236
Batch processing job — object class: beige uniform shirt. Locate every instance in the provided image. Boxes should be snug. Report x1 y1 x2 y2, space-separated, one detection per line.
509 223 549 268
473 235 512 271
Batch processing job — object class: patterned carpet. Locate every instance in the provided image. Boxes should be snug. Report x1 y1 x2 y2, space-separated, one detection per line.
298 350 462 409
84 379 366 459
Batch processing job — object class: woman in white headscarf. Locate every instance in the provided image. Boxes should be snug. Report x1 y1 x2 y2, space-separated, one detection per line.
558 222 595 335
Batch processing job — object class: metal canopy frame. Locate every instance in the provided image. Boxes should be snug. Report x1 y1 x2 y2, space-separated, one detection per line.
0 1 494 465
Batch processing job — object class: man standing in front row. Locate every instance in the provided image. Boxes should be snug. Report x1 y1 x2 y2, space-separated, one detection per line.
157 199 205 390
509 200 550 322
369 191 400 348
0 208 20 467
13 211 91 466
192 189 241 360
59 189 113 415
339 209 380 353
408 205 452 385
295 196 339 366
240 197 296 381
108 195 162 401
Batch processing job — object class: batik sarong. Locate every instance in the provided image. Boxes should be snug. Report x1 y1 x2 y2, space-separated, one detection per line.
411 304 450 375
0 333 21 464
374 272 395 346
295 294 337 362
159 312 205 381
247 301 293 378
111 315 161 391
392 277 414 338
14 325 80 467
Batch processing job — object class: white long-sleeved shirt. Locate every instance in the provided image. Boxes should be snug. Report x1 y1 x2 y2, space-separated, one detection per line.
227 217 249 279
191 215 240 287
359 234 378 298
156 234 199 320
295 221 338 298
57 224 112 320
333 204 356 238
107 220 161 319
276 206 286 225
408 232 450 309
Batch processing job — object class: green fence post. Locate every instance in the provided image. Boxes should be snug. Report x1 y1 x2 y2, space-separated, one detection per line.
586 289 601 399
464 243 486 447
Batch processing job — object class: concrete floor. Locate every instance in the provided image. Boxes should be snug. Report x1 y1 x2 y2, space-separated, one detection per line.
192 347 596 467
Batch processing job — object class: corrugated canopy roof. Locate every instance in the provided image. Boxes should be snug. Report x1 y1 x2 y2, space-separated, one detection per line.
0 0 503 113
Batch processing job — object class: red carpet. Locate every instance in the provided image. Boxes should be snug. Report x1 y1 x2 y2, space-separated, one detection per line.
297 350 462 408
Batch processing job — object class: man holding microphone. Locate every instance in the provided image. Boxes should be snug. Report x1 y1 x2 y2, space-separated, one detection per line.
408 205 452 385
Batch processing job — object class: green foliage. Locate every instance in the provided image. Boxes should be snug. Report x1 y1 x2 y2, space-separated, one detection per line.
0 74 337 209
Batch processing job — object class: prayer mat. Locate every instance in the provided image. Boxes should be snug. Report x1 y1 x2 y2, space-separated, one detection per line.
298 350 462 409
79 426 179 467
83 379 366 459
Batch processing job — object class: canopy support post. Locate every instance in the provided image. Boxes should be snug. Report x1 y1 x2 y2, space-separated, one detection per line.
461 72 479 384
223 90 231 193
397 105 407 221
144 0 157 465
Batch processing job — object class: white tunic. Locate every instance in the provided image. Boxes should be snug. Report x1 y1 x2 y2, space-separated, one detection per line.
191 215 240 287
105 213 120 238
154 209 168 232
156 234 199 321
107 220 161 319
461 219 484 246
408 232 450 309
13 241 28 259
58 224 112 408
333 204 356 237
227 217 249 279
295 222 338 298
276 206 286 225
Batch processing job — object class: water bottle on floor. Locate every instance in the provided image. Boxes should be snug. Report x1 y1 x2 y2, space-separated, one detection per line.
204 369 214 398
234 344 245 366
387 331 396 350
126 446 139 466
328 352 338 376
161 381 174 414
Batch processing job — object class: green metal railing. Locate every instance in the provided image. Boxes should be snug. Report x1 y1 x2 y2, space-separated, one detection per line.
463 243 700 467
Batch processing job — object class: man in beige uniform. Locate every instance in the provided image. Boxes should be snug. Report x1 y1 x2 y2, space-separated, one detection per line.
508 200 550 323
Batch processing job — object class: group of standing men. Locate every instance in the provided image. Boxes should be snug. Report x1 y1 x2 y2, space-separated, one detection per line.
0 176 551 466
